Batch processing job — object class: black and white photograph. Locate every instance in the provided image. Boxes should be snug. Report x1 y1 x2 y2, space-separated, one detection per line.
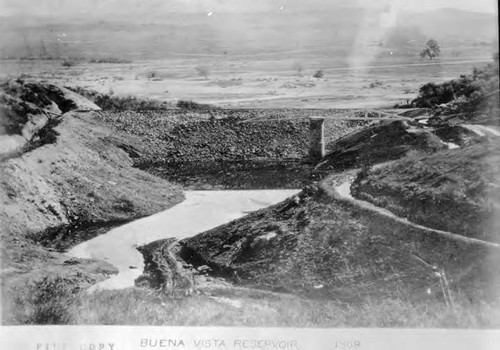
0 0 499 348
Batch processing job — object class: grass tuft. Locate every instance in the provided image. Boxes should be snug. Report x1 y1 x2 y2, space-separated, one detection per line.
65 287 500 327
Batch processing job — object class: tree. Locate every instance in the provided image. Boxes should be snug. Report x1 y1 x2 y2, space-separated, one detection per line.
411 58 498 119
420 39 441 60
313 70 324 80
195 66 210 80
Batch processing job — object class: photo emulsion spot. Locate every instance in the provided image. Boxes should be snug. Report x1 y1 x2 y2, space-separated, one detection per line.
0 0 499 349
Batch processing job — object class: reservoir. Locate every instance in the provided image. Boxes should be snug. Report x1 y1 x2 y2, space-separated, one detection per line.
67 189 299 290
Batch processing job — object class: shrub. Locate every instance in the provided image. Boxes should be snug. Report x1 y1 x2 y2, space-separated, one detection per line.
61 59 78 68
368 80 383 89
175 100 218 110
146 71 159 79
6 275 80 324
313 70 324 79
412 75 480 108
88 57 132 64
66 86 171 110
411 57 499 120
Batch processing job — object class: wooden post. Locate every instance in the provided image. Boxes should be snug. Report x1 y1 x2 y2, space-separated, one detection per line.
309 117 325 162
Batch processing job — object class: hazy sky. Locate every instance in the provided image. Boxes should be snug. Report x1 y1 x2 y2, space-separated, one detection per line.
0 0 497 17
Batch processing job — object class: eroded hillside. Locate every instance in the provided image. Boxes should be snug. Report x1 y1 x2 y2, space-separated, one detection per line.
2 79 500 327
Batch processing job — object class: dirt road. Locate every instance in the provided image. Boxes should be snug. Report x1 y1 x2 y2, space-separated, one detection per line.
334 177 500 249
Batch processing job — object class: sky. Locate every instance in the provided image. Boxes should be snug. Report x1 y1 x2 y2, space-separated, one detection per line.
0 0 497 17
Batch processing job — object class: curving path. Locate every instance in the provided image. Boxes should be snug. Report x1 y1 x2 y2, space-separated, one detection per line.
334 178 500 249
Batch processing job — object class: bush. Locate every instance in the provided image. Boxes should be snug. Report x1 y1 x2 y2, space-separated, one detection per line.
66 86 171 110
146 71 160 79
412 75 480 108
411 57 499 120
6 275 81 324
61 59 78 68
368 80 383 89
313 70 324 79
176 100 218 110
88 57 132 64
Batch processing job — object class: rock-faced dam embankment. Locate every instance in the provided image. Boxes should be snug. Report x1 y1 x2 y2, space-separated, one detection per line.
94 110 367 189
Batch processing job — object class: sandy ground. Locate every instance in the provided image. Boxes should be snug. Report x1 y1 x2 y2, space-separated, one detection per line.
67 189 299 291
0 54 494 109
0 134 25 154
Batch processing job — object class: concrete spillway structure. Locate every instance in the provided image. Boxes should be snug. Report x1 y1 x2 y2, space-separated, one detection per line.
309 117 325 162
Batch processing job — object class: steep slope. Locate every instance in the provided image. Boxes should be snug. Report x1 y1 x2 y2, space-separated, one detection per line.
180 176 500 303
1 82 183 324
316 120 447 171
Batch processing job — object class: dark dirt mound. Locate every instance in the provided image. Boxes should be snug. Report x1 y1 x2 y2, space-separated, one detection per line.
136 239 195 297
316 120 446 171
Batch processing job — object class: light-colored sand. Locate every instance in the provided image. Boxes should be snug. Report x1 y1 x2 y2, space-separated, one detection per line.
0 134 26 155
439 140 460 149
66 189 299 291
1 55 493 109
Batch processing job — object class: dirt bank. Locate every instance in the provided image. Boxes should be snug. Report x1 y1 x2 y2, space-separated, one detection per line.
1 82 183 324
0 78 101 160
1 112 183 249
316 119 449 171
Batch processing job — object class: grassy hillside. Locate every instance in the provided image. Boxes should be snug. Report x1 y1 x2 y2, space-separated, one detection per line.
352 141 500 242
316 120 447 171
